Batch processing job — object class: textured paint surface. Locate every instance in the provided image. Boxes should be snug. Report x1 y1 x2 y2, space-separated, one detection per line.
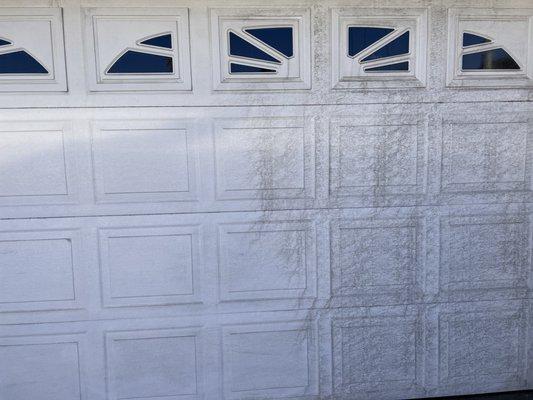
0 1 532 400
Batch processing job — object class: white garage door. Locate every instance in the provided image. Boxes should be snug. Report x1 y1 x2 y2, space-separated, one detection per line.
0 1 532 399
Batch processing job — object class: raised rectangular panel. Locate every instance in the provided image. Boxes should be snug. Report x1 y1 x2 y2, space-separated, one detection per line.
92 120 197 203
222 320 318 399
217 220 316 301
0 333 84 400
0 8 67 92
83 7 191 91
106 328 201 400
447 8 533 87
0 229 83 312
438 309 526 389
332 314 423 397
0 130 66 194
99 225 201 307
330 115 427 198
209 7 311 91
214 117 315 201
0 122 78 206
331 8 428 89
439 214 529 295
440 117 532 194
331 218 424 305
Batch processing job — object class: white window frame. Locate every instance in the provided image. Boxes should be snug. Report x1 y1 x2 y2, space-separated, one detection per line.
209 7 311 91
83 7 192 92
447 8 533 88
0 7 67 92
331 7 428 90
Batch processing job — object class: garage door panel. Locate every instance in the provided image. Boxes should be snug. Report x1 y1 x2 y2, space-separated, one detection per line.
0 121 81 207
425 301 528 397
5 204 530 321
221 319 319 399
0 318 208 400
1 105 532 219
98 212 312 315
91 120 199 204
328 114 428 208
437 213 531 302
330 216 427 307
217 220 317 302
0 227 89 313
213 116 315 202
1 1 532 397
0 326 93 400
105 327 203 400
98 225 203 308
430 112 533 205
329 310 424 399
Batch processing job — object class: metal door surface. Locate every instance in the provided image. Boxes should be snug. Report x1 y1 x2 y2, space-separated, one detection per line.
0 1 532 399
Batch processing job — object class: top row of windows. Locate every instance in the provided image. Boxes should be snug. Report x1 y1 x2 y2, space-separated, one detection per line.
0 26 520 76
0 7 530 93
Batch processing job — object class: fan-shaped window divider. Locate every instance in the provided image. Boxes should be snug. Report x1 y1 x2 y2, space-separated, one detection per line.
459 31 521 72
360 31 410 63
243 27 294 58
138 33 172 50
229 62 276 74
107 50 173 74
225 25 297 76
228 31 281 64
347 26 394 57
365 61 409 72
345 27 412 75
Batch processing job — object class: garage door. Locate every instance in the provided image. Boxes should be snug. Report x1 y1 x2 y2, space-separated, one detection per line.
0 1 532 399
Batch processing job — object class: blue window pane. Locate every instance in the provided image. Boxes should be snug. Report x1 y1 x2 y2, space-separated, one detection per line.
0 38 12 47
0 50 47 74
361 31 410 62
139 34 172 49
244 27 293 58
229 63 275 74
463 32 491 47
365 61 409 72
347 27 394 57
462 48 520 70
108 50 173 74
228 32 280 64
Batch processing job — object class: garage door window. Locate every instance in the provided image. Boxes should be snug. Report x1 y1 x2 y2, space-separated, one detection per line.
84 7 191 91
332 8 427 88
227 27 293 75
446 8 532 87
107 50 173 74
138 33 172 49
463 32 491 47
462 48 520 70
460 31 520 71
348 26 411 73
245 27 294 57
229 63 275 74
210 8 311 90
347 27 393 57
365 61 409 71
0 37 48 75
0 49 48 74
106 33 174 74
